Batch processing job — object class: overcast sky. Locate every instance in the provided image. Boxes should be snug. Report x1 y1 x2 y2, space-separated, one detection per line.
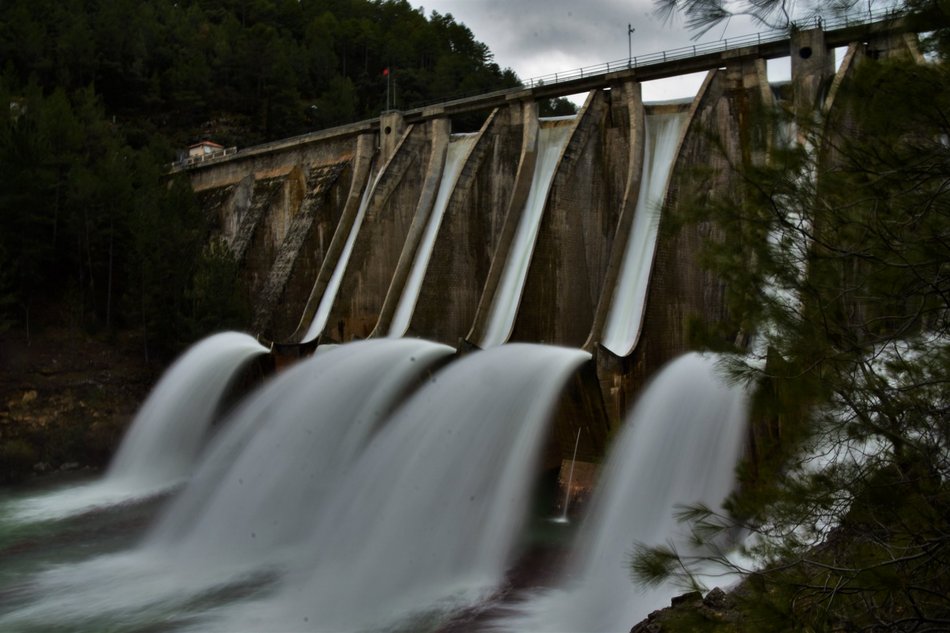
416 0 773 102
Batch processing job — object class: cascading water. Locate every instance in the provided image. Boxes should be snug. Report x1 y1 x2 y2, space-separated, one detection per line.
389 134 478 337
0 339 455 631
147 338 455 559
196 343 591 633
498 352 749 632
303 168 381 343
480 121 573 348
4 331 267 524
602 112 687 356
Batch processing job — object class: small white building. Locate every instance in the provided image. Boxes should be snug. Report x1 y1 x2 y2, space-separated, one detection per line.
187 140 225 158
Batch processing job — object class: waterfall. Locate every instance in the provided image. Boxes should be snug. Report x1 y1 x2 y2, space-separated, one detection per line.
7 331 267 523
201 343 591 632
389 134 477 337
0 339 455 630
481 122 573 348
303 169 380 343
499 352 749 632
146 338 455 561
602 112 687 356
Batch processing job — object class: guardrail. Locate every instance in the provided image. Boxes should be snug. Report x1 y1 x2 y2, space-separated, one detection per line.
174 146 238 169
413 7 905 106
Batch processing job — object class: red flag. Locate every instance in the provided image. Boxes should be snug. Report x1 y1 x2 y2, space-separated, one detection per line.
382 67 390 76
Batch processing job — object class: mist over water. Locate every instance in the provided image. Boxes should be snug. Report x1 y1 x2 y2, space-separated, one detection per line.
0 338 455 631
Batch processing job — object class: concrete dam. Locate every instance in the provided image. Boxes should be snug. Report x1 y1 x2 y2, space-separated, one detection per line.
175 18 921 460
2 14 934 633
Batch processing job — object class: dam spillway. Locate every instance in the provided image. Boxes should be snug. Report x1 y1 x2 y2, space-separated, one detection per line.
0 16 930 633
176 21 922 438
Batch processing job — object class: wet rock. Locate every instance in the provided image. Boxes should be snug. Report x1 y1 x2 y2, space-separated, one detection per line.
703 586 727 609
671 590 703 607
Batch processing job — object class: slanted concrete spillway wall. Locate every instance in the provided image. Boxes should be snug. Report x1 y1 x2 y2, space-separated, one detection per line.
177 24 921 462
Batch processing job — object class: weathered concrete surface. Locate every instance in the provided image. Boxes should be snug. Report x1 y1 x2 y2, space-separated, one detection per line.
238 174 301 302
370 120 452 337
510 89 620 347
323 121 438 342
791 28 837 115
596 60 771 430
185 129 369 341
466 101 545 346
583 82 647 351
254 162 350 339
407 105 526 345
291 134 377 342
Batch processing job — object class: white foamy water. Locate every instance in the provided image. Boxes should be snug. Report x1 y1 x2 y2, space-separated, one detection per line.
7 332 267 523
481 123 573 348
0 339 455 631
147 338 455 560
499 352 749 632
198 343 590 632
602 112 687 356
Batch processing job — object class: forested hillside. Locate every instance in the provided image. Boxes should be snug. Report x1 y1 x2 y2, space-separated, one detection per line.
0 0 521 359
0 0 519 146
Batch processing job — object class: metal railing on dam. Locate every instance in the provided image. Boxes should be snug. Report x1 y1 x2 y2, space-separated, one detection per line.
510 7 905 91
169 7 907 173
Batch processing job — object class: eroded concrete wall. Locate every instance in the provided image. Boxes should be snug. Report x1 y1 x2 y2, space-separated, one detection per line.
181 26 923 461
186 131 366 340
407 105 527 345
513 82 645 348
324 120 439 342
596 59 772 430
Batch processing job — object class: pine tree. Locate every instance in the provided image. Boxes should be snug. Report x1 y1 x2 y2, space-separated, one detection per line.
632 2 950 630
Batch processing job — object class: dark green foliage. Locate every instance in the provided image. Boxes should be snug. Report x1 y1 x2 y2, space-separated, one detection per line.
0 80 247 359
0 0 521 146
634 3 950 630
0 0 513 358
539 97 579 117
653 0 871 37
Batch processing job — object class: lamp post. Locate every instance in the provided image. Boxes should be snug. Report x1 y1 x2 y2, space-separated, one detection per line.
628 23 636 67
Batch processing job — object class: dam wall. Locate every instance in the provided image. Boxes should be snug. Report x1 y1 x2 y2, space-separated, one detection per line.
178 20 921 459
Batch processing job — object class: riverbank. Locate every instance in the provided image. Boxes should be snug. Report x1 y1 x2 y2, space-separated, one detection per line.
0 326 156 483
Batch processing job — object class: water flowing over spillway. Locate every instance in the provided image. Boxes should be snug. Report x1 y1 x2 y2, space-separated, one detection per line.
4 331 267 523
0 338 455 632
481 122 573 348
303 169 380 343
602 112 687 356
146 338 455 558
498 352 749 632
389 134 477 337
202 343 591 632
0 341 590 633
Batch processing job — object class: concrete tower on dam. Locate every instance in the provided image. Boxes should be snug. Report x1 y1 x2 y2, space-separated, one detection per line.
173 16 923 460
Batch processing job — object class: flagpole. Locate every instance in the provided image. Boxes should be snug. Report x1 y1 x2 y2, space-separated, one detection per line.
386 68 391 110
